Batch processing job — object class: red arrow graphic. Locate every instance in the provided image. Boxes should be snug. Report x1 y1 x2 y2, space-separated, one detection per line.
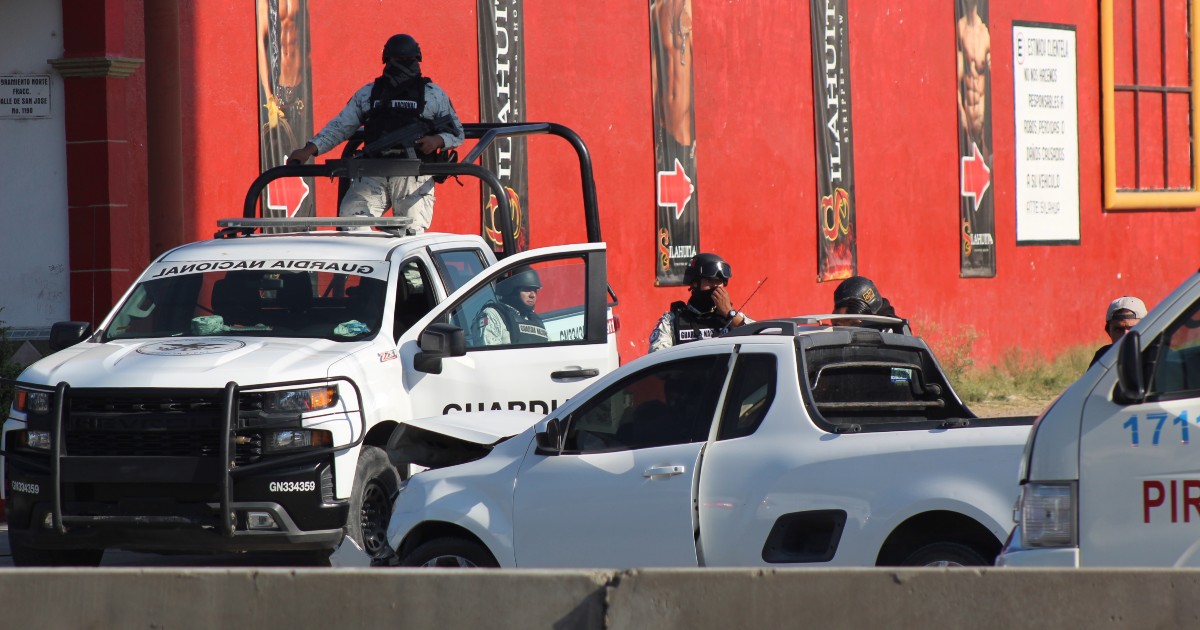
960 141 991 210
657 158 695 220
265 176 311 218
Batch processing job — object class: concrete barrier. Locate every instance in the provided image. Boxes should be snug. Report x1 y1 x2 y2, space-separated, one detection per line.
607 569 1200 629
2 568 1200 628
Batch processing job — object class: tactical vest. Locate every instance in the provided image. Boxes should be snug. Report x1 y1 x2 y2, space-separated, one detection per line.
363 75 430 147
491 301 549 344
670 301 728 345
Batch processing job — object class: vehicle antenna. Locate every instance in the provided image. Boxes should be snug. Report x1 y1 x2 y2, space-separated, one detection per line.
734 277 768 314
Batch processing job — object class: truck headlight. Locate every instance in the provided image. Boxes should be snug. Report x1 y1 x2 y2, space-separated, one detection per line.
9 430 51 451
1019 481 1076 548
262 429 332 453
13 389 52 415
260 386 338 413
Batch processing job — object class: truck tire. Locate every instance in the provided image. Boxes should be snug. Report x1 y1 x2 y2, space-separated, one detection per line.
347 445 401 559
10 536 104 567
401 538 499 568
899 541 989 567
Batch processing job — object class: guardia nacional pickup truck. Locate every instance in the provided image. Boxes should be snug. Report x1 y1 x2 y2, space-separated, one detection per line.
1 123 618 565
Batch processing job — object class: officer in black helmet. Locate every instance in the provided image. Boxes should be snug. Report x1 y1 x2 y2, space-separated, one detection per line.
475 267 549 346
649 253 753 353
288 34 464 233
831 275 906 332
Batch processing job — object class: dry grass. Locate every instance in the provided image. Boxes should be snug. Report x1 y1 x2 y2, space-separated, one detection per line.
953 345 1093 405
922 321 1094 418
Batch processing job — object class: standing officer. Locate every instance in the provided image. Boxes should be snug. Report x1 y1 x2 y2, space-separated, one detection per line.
649 253 752 353
287 34 464 233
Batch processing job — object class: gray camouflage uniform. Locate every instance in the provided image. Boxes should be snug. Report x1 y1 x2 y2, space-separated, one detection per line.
309 82 464 232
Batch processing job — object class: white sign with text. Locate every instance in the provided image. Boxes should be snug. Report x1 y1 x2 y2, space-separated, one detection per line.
0 75 51 119
1013 23 1080 244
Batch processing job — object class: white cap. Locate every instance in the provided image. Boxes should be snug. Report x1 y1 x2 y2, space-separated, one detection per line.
1106 296 1147 322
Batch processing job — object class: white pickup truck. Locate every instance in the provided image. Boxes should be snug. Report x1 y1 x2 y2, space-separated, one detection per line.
999 270 1200 567
380 316 1035 568
1 123 619 566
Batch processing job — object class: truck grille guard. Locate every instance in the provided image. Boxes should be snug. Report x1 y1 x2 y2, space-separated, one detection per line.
0 376 366 537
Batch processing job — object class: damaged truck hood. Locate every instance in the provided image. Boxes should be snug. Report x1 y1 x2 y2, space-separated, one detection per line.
387 410 543 470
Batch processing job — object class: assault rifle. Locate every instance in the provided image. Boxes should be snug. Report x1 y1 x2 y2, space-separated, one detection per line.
357 114 457 159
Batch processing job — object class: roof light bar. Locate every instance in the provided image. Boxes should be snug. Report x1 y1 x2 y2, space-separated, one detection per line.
216 217 412 236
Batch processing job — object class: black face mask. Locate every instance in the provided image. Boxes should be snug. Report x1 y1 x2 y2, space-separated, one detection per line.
688 288 716 313
384 59 421 83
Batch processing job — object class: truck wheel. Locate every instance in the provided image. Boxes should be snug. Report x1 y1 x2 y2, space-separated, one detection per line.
347 445 400 559
401 538 499 568
10 536 104 567
899 541 989 567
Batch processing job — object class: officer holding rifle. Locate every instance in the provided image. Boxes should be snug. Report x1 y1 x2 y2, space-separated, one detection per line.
288 33 464 233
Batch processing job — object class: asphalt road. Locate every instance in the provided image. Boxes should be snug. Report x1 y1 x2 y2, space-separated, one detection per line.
0 522 355 567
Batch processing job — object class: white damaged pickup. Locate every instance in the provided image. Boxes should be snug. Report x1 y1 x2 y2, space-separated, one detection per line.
380 316 1034 568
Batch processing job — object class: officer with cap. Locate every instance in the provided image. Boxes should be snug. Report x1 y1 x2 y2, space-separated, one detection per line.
831 275 907 332
1090 296 1148 367
288 34 464 233
833 276 897 317
649 253 753 353
476 267 549 346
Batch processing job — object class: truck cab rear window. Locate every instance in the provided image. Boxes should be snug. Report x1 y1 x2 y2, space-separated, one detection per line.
802 345 971 431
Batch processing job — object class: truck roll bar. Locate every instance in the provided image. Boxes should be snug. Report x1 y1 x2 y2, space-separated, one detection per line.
238 122 603 259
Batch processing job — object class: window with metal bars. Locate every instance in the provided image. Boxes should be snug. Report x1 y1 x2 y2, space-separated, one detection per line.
1101 0 1200 209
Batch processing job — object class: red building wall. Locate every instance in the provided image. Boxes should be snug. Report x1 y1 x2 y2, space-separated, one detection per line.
129 0 1196 366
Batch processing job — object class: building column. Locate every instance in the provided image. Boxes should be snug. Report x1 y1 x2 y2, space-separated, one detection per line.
49 0 148 325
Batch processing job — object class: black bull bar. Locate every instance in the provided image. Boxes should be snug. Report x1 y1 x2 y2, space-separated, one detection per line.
0 376 367 537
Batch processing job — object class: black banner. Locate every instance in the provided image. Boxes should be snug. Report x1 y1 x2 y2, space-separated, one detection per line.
955 0 996 276
811 0 857 282
478 0 531 253
256 0 315 219
650 0 700 286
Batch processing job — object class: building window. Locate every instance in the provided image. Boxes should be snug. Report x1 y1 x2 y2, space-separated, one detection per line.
1101 0 1200 209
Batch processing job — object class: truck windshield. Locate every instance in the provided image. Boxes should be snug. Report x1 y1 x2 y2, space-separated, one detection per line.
104 263 390 342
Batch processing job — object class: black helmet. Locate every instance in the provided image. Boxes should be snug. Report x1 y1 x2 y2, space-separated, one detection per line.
833 275 884 315
382 34 422 62
683 253 731 285
497 267 541 296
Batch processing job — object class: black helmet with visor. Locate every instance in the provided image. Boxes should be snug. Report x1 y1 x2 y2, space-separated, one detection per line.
683 253 732 285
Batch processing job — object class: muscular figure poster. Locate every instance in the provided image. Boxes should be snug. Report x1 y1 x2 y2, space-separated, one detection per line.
811 0 858 282
956 0 996 277
478 0 531 253
256 0 315 219
650 0 700 286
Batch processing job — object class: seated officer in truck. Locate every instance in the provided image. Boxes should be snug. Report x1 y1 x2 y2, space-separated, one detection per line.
475 267 549 346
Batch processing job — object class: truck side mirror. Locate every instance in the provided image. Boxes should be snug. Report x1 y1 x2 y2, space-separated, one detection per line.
49 321 92 351
413 323 466 374
1115 330 1145 404
534 417 564 454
